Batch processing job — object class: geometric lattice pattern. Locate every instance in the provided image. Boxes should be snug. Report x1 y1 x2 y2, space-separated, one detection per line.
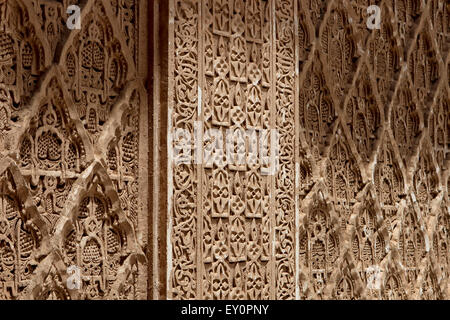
0 0 448 300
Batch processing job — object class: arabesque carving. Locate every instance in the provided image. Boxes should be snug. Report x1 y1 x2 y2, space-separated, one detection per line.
0 0 147 300
166 0 449 300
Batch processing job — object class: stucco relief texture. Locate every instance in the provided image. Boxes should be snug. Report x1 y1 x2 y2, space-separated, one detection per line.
0 0 148 299
168 0 449 300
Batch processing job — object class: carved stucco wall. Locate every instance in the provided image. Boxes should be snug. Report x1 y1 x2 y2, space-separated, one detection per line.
0 0 448 301
165 0 449 300
0 0 148 299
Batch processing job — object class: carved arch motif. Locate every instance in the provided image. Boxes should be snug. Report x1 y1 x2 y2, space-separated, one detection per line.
381 260 407 300
383 273 405 299
0 0 147 300
18 75 88 174
16 70 91 232
0 157 50 300
54 161 143 300
328 253 364 300
27 252 72 300
343 63 382 163
390 75 422 165
374 132 405 230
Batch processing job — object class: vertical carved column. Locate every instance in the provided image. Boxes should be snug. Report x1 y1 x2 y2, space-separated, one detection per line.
200 0 274 300
274 0 296 300
169 0 199 300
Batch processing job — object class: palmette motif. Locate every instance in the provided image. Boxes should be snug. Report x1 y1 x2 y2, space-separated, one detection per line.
387 0 423 50
429 0 449 56
319 0 358 101
0 0 48 151
343 63 381 164
298 192 341 299
374 132 405 231
367 1 402 108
